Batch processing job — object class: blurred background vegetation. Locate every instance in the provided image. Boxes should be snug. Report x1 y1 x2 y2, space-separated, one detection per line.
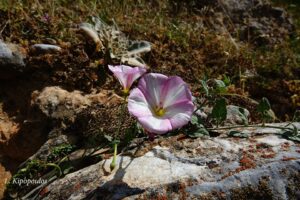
0 0 299 119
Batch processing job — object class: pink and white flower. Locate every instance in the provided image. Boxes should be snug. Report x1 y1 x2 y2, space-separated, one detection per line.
108 65 147 94
128 73 194 134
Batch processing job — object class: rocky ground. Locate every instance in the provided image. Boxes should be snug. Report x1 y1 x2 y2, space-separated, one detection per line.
0 0 299 199
38 124 300 200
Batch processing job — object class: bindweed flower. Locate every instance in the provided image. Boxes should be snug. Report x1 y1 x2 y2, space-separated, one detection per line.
108 65 147 95
128 73 194 134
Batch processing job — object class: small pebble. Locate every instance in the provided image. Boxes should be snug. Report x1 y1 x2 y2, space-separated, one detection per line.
30 44 62 54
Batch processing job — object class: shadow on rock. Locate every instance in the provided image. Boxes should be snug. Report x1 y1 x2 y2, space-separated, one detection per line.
84 156 145 200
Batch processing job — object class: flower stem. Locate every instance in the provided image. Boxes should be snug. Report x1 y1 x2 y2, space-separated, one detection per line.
110 142 118 170
110 98 127 170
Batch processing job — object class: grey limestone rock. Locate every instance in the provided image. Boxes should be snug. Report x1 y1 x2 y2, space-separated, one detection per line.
37 123 300 200
0 40 25 78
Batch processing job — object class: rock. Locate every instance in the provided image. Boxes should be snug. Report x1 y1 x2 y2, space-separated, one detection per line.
183 0 294 45
0 95 49 164
32 86 123 120
0 119 49 161
234 2 294 45
0 103 20 143
87 90 123 107
78 23 103 52
0 163 11 200
26 130 78 162
195 105 250 125
37 123 300 200
0 40 25 79
32 86 91 120
225 105 250 125
30 44 62 55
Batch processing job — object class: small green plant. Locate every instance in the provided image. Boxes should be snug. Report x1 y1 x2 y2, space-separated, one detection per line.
47 144 76 162
257 97 276 125
185 114 209 138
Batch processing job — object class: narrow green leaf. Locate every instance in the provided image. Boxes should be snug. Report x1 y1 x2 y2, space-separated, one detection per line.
281 129 300 142
228 130 249 138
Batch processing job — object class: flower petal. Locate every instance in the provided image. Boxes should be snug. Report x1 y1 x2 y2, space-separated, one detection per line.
108 65 146 90
128 88 153 118
138 116 172 134
138 73 168 108
108 65 128 89
164 101 194 129
125 67 147 89
129 72 194 135
161 76 192 108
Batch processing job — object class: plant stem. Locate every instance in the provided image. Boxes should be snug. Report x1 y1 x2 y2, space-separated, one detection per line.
207 124 295 131
110 97 127 170
219 93 259 105
193 99 208 114
110 142 118 170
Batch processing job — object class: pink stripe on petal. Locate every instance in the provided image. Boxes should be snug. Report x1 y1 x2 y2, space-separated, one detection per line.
164 101 194 118
138 73 168 108
161 76 192 108
128 67 147 89
125 73 134 90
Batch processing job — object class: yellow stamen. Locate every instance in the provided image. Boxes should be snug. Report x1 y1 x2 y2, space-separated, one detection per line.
123 88 129 96
155 107 166 117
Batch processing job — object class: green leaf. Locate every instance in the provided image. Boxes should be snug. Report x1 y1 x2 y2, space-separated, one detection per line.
136 122 144 134
285 135 300 142
211 98 227 125
123 125 137 145
215 80 226 88
200 80 209 96
257 97 276 122
293 110 300 122
223 75 231 86
112 139 120 144
280 125 300 142
104 134 113 142
228 130 249 138
214 80 227 93
257 97 271 113
187 125 209 138
191 114 200 125
264 109 276 120
281 130 300 142
238 107 249 125
60 162 74 175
